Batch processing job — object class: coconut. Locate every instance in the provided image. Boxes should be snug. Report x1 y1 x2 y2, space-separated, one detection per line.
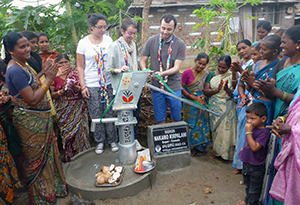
108 176 117 184
103 173 112 183
115 166 123 174
109 164 116 172
96 176 105 185
95 172 104 178
102 166 110 174
113 172 121 181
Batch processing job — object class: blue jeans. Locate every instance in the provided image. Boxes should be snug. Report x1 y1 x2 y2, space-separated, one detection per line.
152 90 182 122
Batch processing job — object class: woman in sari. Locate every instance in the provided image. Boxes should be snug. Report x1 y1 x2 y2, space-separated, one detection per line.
254 25 300 205
232 35 281 174
268 85 300 204
20 31 43 77
0 119 21 205
204 55 238 160
50 54 90 162
38 33 59 63
3 32 67 204
22 31 58 125
231 39 254 173
182 52 210 156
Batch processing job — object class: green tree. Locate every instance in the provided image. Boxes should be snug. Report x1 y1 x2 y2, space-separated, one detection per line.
0 0 135 57
192 0 261 66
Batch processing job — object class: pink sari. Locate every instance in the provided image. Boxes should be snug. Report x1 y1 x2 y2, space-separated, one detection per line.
269 95 300 204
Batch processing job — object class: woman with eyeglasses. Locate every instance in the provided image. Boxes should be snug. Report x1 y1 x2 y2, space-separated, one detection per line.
76 13 118 155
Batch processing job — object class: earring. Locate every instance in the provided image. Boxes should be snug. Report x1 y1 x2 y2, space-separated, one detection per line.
297 47 299 50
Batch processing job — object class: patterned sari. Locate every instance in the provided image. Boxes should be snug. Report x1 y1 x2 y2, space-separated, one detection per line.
53 70 90 162
233 60 278 171
182 69 210 153
269 93 300 204
0 124 21 205
208 71 236 160
262 62 300 205
11 66 67 204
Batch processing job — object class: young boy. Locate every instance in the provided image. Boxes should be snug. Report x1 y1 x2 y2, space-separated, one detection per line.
237 102 269 205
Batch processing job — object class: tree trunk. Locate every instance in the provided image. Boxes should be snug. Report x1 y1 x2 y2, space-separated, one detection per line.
65 0 78 49
141 0 153 47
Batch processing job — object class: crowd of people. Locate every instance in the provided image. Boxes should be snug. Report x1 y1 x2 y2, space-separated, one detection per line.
0 12 299 205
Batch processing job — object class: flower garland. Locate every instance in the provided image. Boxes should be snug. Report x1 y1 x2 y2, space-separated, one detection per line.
94 47 108 105
158 35 174 89
118 41 130 69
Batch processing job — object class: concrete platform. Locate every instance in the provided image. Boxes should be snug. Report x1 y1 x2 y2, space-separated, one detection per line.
63 147 157 200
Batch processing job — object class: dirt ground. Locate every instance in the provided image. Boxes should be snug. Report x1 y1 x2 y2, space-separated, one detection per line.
13 95 246 205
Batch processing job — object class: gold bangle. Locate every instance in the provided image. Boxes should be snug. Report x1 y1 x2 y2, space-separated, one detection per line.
281 91 287 101
81 86 87 91
40 83 49 92
278 116 286 123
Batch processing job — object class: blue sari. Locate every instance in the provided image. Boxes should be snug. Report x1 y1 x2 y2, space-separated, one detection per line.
250 59 280 125
182 69 210 153
232 60 253 169
232 60 279 170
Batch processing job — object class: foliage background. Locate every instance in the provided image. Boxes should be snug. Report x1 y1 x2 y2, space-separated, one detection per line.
0 0 134 57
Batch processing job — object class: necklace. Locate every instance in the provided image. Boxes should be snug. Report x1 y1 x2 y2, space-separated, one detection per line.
93 47 108 105
118 40 130 69
13 60 37 75
158 35 174 89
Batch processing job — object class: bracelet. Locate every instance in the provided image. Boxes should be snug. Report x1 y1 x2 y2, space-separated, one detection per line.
246 132 252 135
278 116 286 123
81 86 87 91
110 68 115 75
58 90 63 96
240 94 245 99
232 79 237 82
281 91 287 101
40 82 49 92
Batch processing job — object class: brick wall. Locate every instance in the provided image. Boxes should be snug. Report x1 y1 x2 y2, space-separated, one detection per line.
132 2 298 69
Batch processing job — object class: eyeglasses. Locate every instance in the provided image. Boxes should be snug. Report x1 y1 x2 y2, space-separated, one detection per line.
94 25 107 30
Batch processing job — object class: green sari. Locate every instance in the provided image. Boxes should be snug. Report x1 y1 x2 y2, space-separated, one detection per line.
11 65 67 204
208 71 236 160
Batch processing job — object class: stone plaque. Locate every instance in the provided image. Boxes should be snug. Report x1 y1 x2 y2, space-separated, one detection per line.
150 123 189 156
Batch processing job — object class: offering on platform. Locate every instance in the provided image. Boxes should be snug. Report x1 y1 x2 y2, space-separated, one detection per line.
133 149 156 174
95 164 124 187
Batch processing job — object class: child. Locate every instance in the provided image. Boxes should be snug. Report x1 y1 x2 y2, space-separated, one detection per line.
237 102 269 205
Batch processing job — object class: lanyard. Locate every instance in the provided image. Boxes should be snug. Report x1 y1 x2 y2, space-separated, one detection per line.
118 41 130 69
94 47 108 104
158 35 174 89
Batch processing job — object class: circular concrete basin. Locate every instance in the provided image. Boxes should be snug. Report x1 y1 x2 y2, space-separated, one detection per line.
63 147 156 200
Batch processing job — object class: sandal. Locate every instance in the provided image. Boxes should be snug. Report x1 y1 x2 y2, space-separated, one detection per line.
191 148 197 157
196 151 207 156
232 169 242 175
13 192 20 199
210 155 217 159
